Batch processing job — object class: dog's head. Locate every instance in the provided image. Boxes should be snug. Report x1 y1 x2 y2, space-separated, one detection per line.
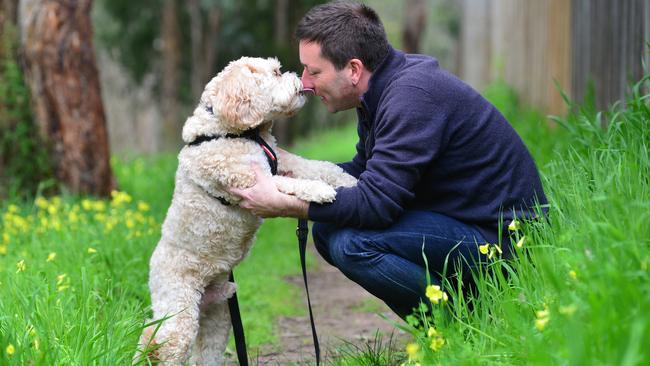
182 57 305 143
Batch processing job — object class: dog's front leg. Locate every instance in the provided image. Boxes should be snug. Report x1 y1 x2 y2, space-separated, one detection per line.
277 149 357 188
272 175 337 203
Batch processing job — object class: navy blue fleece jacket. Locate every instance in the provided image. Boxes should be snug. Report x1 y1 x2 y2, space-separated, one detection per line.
307 46 547 244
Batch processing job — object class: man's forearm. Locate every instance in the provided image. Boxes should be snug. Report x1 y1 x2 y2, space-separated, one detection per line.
280 195 309 219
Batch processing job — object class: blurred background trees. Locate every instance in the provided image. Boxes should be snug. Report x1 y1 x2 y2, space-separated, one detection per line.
1 0 649 198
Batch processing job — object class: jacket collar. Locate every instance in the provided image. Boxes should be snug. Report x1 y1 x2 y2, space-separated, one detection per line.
359 46 406 122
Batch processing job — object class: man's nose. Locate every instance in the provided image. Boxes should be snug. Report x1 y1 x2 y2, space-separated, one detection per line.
301 69 314 89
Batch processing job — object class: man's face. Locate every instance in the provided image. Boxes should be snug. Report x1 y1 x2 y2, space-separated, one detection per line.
299 41 359 113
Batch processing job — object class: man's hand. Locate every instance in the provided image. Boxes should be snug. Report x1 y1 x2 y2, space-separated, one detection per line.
229 164 309 218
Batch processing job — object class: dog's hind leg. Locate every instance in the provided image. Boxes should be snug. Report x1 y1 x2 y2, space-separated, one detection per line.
143 244 205 365
189 300 232 365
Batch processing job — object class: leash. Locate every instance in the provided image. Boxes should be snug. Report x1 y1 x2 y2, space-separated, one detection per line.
227 271 249 366
297 218 321 365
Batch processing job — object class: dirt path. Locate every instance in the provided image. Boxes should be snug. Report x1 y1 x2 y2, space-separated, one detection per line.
245 250 407 365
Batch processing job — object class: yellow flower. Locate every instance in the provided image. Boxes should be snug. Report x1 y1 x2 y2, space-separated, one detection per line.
430 336 445 352
87 248 97 254
81 199 93 211
92 201 106 212
68 211 79 223
47 252 57 262
111 191 132 206
47 205 58 215
57 274 69 292
508 219 520 231
405 342 419 358
0 244 7 255
479 244 490 255
535 317 549 331
535 306 550 331
6 343 14 356
35 197 49 210
2 232 9 244
93 213 107 222
427 327 438 338
536 309 549 319
16 259 26 273
33 338 39 350
516 235 526 248
425 284 448 304
137 201 150 212
7 204 19 213
568 270 577 280
559 304 577 316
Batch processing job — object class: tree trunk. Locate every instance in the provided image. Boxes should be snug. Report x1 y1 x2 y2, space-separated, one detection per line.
273 0 291 145
18 0 115 197
161 0 181 148
187 0 202 101
402 0 427 54
201 7 220 82
187 0 220 101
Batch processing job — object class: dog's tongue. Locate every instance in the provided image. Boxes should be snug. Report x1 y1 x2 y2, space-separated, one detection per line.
300 88 315 96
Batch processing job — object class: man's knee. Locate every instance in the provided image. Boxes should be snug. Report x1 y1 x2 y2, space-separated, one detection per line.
313 223 380 270
312 222 337 265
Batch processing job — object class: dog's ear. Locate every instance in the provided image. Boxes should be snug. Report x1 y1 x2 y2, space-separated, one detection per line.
209 62 270 130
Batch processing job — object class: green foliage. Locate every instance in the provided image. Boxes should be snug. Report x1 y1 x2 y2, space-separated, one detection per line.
93 0 325 90
0 24 53 199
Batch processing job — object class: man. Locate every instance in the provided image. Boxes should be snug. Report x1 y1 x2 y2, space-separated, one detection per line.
231 1 547 318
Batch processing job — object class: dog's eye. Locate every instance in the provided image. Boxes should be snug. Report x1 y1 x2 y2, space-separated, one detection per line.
274 69 281 77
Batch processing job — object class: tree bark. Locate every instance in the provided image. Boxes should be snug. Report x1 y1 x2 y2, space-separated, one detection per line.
19 0 115 196
402 0 427 54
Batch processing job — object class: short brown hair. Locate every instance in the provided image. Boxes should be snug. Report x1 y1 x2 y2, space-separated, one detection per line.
295 1 389 72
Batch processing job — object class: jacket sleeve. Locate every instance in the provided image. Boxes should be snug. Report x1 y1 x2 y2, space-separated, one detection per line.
308 84 452 228
336 122 366 178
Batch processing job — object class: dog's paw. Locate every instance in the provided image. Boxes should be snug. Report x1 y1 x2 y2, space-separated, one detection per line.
135 326 161 364
297 181 337 203
335 173 358 188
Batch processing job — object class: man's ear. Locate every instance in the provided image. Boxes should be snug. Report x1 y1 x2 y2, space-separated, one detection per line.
348 58 364 86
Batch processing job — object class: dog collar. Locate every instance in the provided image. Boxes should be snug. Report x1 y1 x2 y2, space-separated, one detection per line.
188 129 278 207
188 129 277 175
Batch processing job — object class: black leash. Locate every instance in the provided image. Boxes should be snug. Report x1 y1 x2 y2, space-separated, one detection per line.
297 218 321 365
227 271 249 366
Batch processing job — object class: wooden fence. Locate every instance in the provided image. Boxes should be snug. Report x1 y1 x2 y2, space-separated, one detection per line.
459 0 649 116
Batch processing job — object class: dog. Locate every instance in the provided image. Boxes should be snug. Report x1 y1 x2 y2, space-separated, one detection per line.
135 56 357 365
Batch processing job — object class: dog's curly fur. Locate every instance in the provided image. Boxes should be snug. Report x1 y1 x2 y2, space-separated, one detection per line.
135 57 356 365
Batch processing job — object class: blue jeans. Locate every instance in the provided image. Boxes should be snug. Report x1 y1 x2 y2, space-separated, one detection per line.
312 210 487 318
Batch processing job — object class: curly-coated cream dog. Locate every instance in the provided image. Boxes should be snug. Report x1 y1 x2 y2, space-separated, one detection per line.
136 57 356 365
